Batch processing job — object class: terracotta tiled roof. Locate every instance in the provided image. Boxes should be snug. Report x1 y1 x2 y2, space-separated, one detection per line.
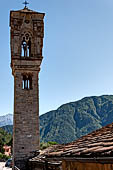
30 122 113 165
44 123 113 158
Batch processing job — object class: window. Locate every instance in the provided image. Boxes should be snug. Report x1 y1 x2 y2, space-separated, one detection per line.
21 35 31 57
27 39 31 57
21 38 27 57
22 75 32 90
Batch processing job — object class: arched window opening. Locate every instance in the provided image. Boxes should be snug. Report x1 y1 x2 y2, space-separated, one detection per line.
21 38 27 57
22 79 24 89
27 39 31 57
28 75 32 89
28 79 30 89
25 79 28 89
21 35 31 57
22 75 32 90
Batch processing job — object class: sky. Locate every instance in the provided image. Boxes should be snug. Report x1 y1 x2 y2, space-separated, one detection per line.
1 0 113 115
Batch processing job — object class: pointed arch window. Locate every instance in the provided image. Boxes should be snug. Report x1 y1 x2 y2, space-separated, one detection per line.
21 34 31 57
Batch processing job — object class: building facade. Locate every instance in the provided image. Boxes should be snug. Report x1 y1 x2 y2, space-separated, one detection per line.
10 7 45 170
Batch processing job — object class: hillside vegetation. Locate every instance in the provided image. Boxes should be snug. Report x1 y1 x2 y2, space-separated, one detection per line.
2 125 13 134
0 128 12 153
2 95 113 144
40 95 113 143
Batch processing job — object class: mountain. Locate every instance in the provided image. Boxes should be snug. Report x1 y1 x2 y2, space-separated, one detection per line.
0 114 13 127
40 95 113 144
2 95 113 144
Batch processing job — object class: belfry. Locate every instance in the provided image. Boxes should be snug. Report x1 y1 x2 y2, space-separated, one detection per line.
10 4 45 169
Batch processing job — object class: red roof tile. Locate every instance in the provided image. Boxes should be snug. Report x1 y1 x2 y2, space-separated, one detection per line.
45 122 113 158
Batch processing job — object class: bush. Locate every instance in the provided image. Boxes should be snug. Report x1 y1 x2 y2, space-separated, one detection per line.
2 154 11 160
40 141 58 150
0 153 3 159
0 152 11 161
48 141 57 145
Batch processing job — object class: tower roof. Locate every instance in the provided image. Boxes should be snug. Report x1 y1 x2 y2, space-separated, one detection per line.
10 7 45 15
10 7 45 27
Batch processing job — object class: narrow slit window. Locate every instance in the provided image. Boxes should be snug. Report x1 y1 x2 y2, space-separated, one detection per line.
27 39 31 57
25 79 28 89
28 80 30 89
21 44 24 57
21 38 27 57
22 79 25 89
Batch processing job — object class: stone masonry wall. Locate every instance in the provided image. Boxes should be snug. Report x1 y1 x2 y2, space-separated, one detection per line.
10 8 45 170
13 70 40 169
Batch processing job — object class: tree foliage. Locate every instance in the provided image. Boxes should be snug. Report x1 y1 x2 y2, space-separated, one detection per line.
0 128 12 153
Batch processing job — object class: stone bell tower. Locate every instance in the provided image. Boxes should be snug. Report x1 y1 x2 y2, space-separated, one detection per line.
10 5 45 170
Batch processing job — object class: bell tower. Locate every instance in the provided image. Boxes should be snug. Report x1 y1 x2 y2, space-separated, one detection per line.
10 6 45 170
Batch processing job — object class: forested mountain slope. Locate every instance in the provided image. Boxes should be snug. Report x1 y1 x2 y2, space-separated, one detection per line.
40 95 113 143
2 95 113 144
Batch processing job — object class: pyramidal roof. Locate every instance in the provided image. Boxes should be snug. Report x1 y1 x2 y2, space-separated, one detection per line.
11 7 45 15
18 7 36 12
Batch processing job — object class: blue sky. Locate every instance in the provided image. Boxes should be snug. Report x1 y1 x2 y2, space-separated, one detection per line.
1 0 113 115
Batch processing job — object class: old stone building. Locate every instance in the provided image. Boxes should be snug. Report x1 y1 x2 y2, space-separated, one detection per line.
10 5 45 170
29 122 113 170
